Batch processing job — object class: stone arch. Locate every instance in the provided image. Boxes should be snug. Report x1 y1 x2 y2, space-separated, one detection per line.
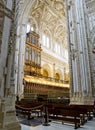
54 24 66 38
18 0 36 25
41 64 52 77
55 69 62 80
53 24 66 53
43 28 51 38
55 73 60 80
42 69 49 77
15 0 67 96
15 0 37 96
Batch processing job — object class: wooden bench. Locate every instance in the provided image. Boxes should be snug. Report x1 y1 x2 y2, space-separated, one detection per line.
47 103 94 124
70 104 94 120
47 103 85 125
48 107 81 129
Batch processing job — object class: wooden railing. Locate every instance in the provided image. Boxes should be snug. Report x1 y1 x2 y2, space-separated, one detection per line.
15 103 44 119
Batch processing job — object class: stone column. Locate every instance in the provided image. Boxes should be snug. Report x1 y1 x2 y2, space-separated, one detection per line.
66 0 92 104
15 23 26 99
0 1 21 130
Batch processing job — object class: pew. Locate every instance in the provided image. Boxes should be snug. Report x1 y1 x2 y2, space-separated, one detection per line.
48 107 81 129
70 104 94 120
15 100 94 128
47 103 89 126
47 103 94 123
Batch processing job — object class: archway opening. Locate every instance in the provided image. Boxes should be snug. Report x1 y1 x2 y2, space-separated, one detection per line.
42 69 49 77
55 73 60 80
16 0 69 100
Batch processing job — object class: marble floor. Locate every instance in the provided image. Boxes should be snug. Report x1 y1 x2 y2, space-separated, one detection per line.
21 118 95 130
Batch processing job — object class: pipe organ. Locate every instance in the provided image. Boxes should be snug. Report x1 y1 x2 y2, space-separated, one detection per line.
24 31 69 99
24 31 41 76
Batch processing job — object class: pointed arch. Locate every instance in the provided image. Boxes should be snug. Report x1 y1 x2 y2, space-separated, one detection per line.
15 0 37 96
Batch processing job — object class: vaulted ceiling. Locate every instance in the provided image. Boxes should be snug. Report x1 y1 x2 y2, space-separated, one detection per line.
28 0 67 49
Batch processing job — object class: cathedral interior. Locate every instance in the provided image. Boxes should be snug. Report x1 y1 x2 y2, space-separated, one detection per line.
0 0 95 130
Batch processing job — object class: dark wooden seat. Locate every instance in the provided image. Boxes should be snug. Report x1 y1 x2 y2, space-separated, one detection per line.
48 107 81 129
70 104 94 120
47 103 85 125
47 103 94 124
15 100 94 128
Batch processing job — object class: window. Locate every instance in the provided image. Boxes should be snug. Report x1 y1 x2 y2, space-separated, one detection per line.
26 24 31 33
55 43 57 53
65 50 68 58
42 31 50 48
42 34 46 46
54 42 61 55
47 36 49 48
58 44 61 54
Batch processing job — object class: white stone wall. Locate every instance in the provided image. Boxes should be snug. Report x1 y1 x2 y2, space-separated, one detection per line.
15 0 68 97
41 52 66 80
14 0 36 97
